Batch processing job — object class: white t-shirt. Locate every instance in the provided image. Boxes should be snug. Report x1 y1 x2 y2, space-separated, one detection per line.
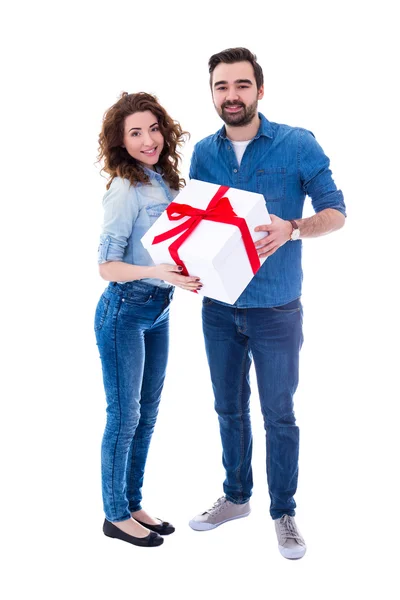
230 139 252 167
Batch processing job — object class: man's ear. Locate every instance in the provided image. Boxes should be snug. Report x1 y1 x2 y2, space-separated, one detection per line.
258 85 264 101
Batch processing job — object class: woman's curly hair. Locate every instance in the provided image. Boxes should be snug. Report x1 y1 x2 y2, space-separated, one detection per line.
98 92 188 190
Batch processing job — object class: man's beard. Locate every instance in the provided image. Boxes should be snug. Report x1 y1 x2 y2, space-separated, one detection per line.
218 100 258 127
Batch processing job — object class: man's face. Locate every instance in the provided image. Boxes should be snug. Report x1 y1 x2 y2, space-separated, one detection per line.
211 61 264 127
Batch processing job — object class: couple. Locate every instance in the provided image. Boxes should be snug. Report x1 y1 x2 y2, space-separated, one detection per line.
94 47 346 558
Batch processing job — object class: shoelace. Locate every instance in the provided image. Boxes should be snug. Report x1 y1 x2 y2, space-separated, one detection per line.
205 497 226 515
278 515 305 543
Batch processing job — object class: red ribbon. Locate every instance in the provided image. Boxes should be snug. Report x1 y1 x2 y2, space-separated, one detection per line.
152 185 260 280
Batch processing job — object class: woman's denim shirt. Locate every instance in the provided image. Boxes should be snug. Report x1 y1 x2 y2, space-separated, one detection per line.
97 167 178 288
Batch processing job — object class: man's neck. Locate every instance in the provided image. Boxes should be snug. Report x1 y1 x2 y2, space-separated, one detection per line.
225 114 261 142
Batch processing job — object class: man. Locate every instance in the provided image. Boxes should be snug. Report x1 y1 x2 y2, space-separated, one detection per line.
188 47 346 559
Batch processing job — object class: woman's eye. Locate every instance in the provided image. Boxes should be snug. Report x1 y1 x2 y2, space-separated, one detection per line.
131 132 140 137
151 126 159 132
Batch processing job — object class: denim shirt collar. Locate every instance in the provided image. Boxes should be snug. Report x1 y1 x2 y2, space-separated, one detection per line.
142 165 163 180
216 112 274 141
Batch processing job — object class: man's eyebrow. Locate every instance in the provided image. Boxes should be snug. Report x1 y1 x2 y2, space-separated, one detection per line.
214 79 253 87
128 122 158 132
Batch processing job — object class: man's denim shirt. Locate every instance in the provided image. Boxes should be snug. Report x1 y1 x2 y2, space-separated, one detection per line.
189 113 346 308
97 167 177 288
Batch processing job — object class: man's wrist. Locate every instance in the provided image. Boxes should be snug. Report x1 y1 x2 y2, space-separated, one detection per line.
288 219 300 241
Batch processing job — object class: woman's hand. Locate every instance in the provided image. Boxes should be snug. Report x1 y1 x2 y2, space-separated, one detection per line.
153 264 202 291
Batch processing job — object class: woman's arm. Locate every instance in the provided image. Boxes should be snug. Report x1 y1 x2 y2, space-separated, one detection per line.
99 261 202 291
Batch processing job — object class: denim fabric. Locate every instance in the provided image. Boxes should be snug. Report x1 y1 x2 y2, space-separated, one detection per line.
95 280 174 522
97 167 178 288
190 113 346 307
202 297 303 519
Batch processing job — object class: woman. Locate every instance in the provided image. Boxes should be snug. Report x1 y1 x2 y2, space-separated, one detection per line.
95 92 200 547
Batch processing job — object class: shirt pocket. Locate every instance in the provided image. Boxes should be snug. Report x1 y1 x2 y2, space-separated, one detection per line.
256 168 286 202
145 203 168 221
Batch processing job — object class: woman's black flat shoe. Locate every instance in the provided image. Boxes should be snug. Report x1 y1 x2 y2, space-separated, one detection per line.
103 519 164 547
134 518 175 535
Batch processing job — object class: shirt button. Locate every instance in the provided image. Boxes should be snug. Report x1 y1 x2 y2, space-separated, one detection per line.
233 168 238 173
227 146 231 150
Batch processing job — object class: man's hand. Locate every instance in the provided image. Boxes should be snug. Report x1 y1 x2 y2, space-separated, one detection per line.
254 215 292 259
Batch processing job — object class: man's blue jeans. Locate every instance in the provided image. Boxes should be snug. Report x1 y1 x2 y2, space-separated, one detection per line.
202 297 303 519
95 281 173 522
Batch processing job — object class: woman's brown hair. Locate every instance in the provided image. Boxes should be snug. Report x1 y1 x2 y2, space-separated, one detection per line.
98 92 188 190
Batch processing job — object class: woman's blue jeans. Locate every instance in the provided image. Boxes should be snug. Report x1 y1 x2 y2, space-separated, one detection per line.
95 281 173 522
202 297 303 520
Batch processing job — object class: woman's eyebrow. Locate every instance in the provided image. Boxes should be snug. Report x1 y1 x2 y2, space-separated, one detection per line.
128 122 158 132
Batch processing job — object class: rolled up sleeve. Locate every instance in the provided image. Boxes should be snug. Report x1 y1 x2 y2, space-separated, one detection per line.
299 129 346 217
97 178 139 264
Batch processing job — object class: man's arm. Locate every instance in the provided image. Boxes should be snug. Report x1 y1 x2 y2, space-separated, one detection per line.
254 208 345 259
293 207 345 238
188 147 198 180
255 129 346 258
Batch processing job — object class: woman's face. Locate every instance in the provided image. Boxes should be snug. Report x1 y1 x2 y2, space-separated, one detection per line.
122 110 164 168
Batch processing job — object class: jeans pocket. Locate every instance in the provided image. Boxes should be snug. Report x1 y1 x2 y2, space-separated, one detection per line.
202 296 214 307
270 298 301 313
122 291 154 307
94 294 110 331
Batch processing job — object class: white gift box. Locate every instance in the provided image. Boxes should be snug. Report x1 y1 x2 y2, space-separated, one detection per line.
141 179 271 304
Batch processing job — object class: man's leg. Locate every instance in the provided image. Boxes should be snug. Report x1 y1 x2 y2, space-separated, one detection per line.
248 299 303 520
201 299 253 503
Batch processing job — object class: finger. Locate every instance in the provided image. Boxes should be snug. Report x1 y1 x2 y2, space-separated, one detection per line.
254 224 273 232
178 280 203 289
165 264 186 273
177 275 201 283
258 245 279 259
255 236 277 249
254 234 270 247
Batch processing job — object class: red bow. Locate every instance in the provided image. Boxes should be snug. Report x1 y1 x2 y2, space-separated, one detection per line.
152 185 260 280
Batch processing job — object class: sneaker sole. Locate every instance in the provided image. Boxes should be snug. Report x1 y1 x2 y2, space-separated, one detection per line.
189 510 251 531
278 545 307 560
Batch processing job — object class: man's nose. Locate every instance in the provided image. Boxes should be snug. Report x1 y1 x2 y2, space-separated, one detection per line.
226 88 240 102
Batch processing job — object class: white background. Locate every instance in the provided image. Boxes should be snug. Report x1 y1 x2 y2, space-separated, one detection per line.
2 1 399 598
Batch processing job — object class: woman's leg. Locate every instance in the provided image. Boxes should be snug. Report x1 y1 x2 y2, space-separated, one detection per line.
126 304 170 514
96 290 147 524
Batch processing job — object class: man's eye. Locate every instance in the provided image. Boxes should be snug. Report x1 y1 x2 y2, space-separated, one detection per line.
216 87 226 91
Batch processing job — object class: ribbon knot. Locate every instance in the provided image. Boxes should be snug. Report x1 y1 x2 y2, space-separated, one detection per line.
152 184 260 281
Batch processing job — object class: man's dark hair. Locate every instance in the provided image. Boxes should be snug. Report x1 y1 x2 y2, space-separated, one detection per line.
208 47 264 90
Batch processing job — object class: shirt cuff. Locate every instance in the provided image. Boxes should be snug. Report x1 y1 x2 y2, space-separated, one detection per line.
97 234 126 264
313 190 347 217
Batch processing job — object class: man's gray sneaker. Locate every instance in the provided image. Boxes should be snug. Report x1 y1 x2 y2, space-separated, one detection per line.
189 496 251 531
274 515 307 559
